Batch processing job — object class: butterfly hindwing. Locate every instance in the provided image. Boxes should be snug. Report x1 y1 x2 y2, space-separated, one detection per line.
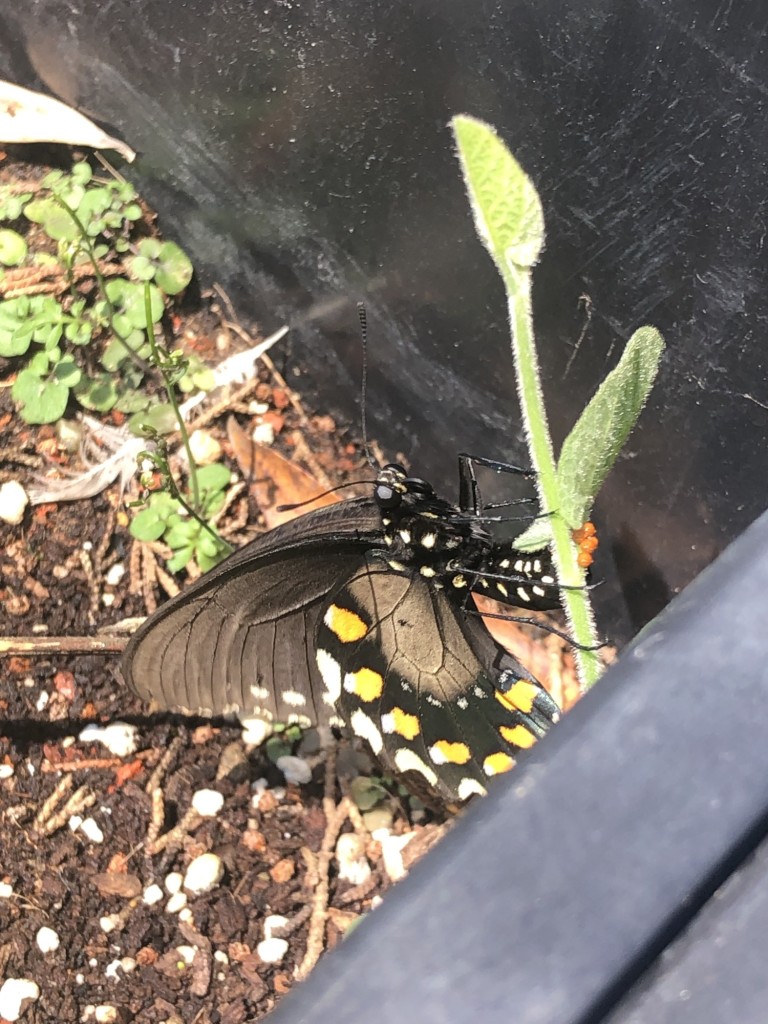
316 554 560 803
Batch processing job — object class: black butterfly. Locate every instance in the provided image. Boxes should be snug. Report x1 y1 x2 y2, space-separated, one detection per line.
122 456 561 804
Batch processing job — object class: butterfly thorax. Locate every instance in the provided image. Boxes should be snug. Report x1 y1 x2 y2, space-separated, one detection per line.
374 464 489 591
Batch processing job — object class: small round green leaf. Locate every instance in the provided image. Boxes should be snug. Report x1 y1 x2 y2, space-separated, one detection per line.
12 369 70 423
0 229 27 266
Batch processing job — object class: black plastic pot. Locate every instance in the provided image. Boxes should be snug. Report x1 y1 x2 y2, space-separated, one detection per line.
2 1 767 1019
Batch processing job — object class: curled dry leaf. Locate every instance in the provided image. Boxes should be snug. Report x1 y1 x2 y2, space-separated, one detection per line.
226 416 339 529
0 79 136 161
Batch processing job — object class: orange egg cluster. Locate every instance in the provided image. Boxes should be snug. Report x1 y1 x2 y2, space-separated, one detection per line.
572 521 599 568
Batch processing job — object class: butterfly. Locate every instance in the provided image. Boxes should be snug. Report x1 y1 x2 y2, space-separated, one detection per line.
122 455 562 804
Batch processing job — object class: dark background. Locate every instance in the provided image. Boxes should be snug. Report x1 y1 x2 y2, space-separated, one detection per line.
1 0 766 641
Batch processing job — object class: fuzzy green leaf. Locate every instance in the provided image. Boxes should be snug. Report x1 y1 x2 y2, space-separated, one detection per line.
452 115 545 271
556 326 665 526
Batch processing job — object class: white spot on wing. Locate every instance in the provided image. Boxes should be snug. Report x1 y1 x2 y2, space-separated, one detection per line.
420 533 436 549
350 709 383 753
516 587 532 602
457 778 487 800
316 648 341 705
420 565 436 577
399 529 412 544
249 685 270 701
281 689 307 707
393 748 438 786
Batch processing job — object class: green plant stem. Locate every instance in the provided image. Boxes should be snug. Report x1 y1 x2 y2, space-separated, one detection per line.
505 269 601 687
50 194 152 375
142 286 200 515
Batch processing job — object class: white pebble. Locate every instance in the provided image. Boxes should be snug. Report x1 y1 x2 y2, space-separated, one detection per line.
104 960 122 980
0 882 13 898
0 978 40 1020
95 1007 119 1023
191 789 224 817
214 950 229 964
164 872 183 894
120 957 137 974
252 421 275 446
35 925 60 953
183 852 224 894
69 815 83 832
166 892 188 914
335 833 372 886
79 817 104 844
35 691 49 712
276 755 312 785
263 914 289 940
0 764 13 780
104 563 125 587
176 945 196 964
257 937 289 963
178 907 193 923
0 481 29 525
79 722 138 758
374 829 416 882
75 974 85 984
188 430 223 466
99 914 120 934
101 593 115 608
142 884 163 906
241 717 273 747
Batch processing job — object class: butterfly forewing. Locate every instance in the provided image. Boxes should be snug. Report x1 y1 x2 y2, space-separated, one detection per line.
316 555 560 803
122 499 380 723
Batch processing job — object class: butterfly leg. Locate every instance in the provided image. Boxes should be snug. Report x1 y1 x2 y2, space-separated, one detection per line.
457 452 534 516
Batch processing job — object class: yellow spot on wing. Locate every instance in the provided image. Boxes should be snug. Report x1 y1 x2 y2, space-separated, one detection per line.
430 740 471 765
324 604 368 642
497 679 540 714
347 667 384 702
483 752 516 776
500 724 537 749
383 707 420 739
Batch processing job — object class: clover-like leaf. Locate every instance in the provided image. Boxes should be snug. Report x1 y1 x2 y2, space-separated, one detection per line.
0 229 27 266
127 239 193 295
12 368 70 423
128 402 178 436
74 373 119 412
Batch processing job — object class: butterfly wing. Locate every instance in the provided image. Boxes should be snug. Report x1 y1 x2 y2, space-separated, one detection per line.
315 555 560 804
121 498 381 725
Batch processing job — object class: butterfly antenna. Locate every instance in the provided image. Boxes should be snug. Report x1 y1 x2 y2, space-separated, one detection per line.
357 302 377 469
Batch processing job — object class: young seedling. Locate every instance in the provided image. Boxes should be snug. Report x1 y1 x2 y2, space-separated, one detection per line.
452 115 665 689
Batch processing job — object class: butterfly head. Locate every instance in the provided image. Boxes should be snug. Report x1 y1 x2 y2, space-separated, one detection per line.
375 463 437 511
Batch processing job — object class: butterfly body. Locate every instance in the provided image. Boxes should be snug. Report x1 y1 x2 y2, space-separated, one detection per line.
123 459 562 802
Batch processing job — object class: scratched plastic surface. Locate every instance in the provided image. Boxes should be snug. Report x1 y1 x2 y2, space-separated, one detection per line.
2 0 767 641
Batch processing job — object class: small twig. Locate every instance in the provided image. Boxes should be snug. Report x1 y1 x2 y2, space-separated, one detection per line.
295 796 351 981
145 787 165 859
37 785 96 836
33 776 73 831
149 804 202 855
0 635 127 656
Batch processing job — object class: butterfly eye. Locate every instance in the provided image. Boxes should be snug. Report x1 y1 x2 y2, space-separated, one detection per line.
375 483 402 509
